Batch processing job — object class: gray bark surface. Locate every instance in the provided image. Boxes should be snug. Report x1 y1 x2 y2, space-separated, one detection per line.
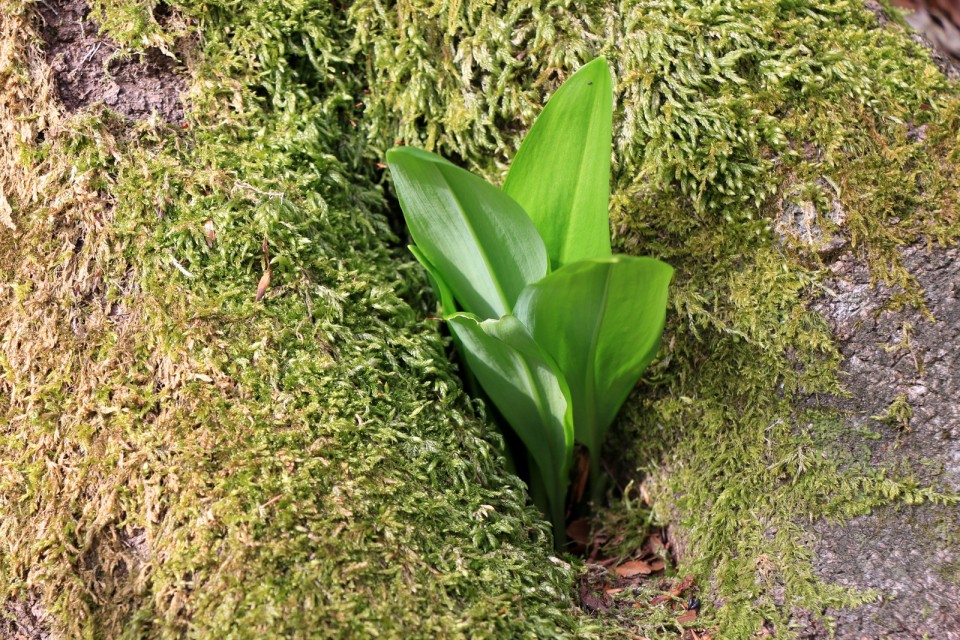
803 246 960 637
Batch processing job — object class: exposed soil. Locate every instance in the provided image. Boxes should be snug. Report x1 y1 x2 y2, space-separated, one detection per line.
800 245 960 637
0 592 51 640
36 0 186 123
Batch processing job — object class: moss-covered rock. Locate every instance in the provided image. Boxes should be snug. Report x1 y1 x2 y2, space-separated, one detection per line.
3 0 959 637
1 1 584 637
352 0 960 635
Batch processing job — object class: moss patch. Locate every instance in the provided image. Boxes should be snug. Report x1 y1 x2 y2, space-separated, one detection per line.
4 0 960 636
0 1 590 637
352 0 960 636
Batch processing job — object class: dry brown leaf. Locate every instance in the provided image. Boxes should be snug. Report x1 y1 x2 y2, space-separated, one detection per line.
677 609 697 624
204 219 215 247
566 518 590 546
615 560 653 578
650 558 666 572
256 268 271 301
578 584 609 612
670 574 695 596
604 587 623 595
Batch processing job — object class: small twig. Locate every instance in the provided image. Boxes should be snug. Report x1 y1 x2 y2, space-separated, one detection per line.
232 179 285 203
600 457 626 493
38 0 58 17
257 494 283 517
79 41 103 66
169 254 194 278
303 288 314 320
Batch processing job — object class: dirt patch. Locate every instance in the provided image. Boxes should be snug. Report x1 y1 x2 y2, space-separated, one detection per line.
36 0 186 123
0 592 52 640
801 245 960 637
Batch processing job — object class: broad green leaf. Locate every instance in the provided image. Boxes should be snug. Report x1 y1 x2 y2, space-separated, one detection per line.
503 57 613 268
410 244 491 404
390 145 458 167
447 313 574 528
514 256 673 474
408 244 457 317
388 147 548 319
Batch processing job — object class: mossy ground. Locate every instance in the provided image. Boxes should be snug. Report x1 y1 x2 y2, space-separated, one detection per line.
2 0 959 638
353 0 960 636
2 1 581 638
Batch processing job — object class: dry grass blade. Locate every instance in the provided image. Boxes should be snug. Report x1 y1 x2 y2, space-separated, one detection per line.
256 237 271 301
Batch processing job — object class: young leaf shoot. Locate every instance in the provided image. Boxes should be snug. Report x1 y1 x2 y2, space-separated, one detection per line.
387 58 671 545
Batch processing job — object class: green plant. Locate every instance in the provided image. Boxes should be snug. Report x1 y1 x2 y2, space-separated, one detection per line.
387 58 672 540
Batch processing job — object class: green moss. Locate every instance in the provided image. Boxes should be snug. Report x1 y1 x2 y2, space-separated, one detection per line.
1 1 589 638
86 2 182 63
352 0 960 636
872 393 913 431
5 0 959 637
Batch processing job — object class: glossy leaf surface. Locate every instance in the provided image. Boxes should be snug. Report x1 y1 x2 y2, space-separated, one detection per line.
514 256 673 467
388 147 548 319
503 57 613 268
408 244 457 316
447 313 573 526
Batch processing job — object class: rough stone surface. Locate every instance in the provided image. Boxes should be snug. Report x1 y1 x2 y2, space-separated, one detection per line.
37 0 186 123
803 246 960 637
0 592 51 640
873 0 960 80
775 178 848 259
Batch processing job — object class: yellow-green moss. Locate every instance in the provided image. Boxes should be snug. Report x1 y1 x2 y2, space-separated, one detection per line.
352 0 960 636
1 1 589 637
5 0 960 637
